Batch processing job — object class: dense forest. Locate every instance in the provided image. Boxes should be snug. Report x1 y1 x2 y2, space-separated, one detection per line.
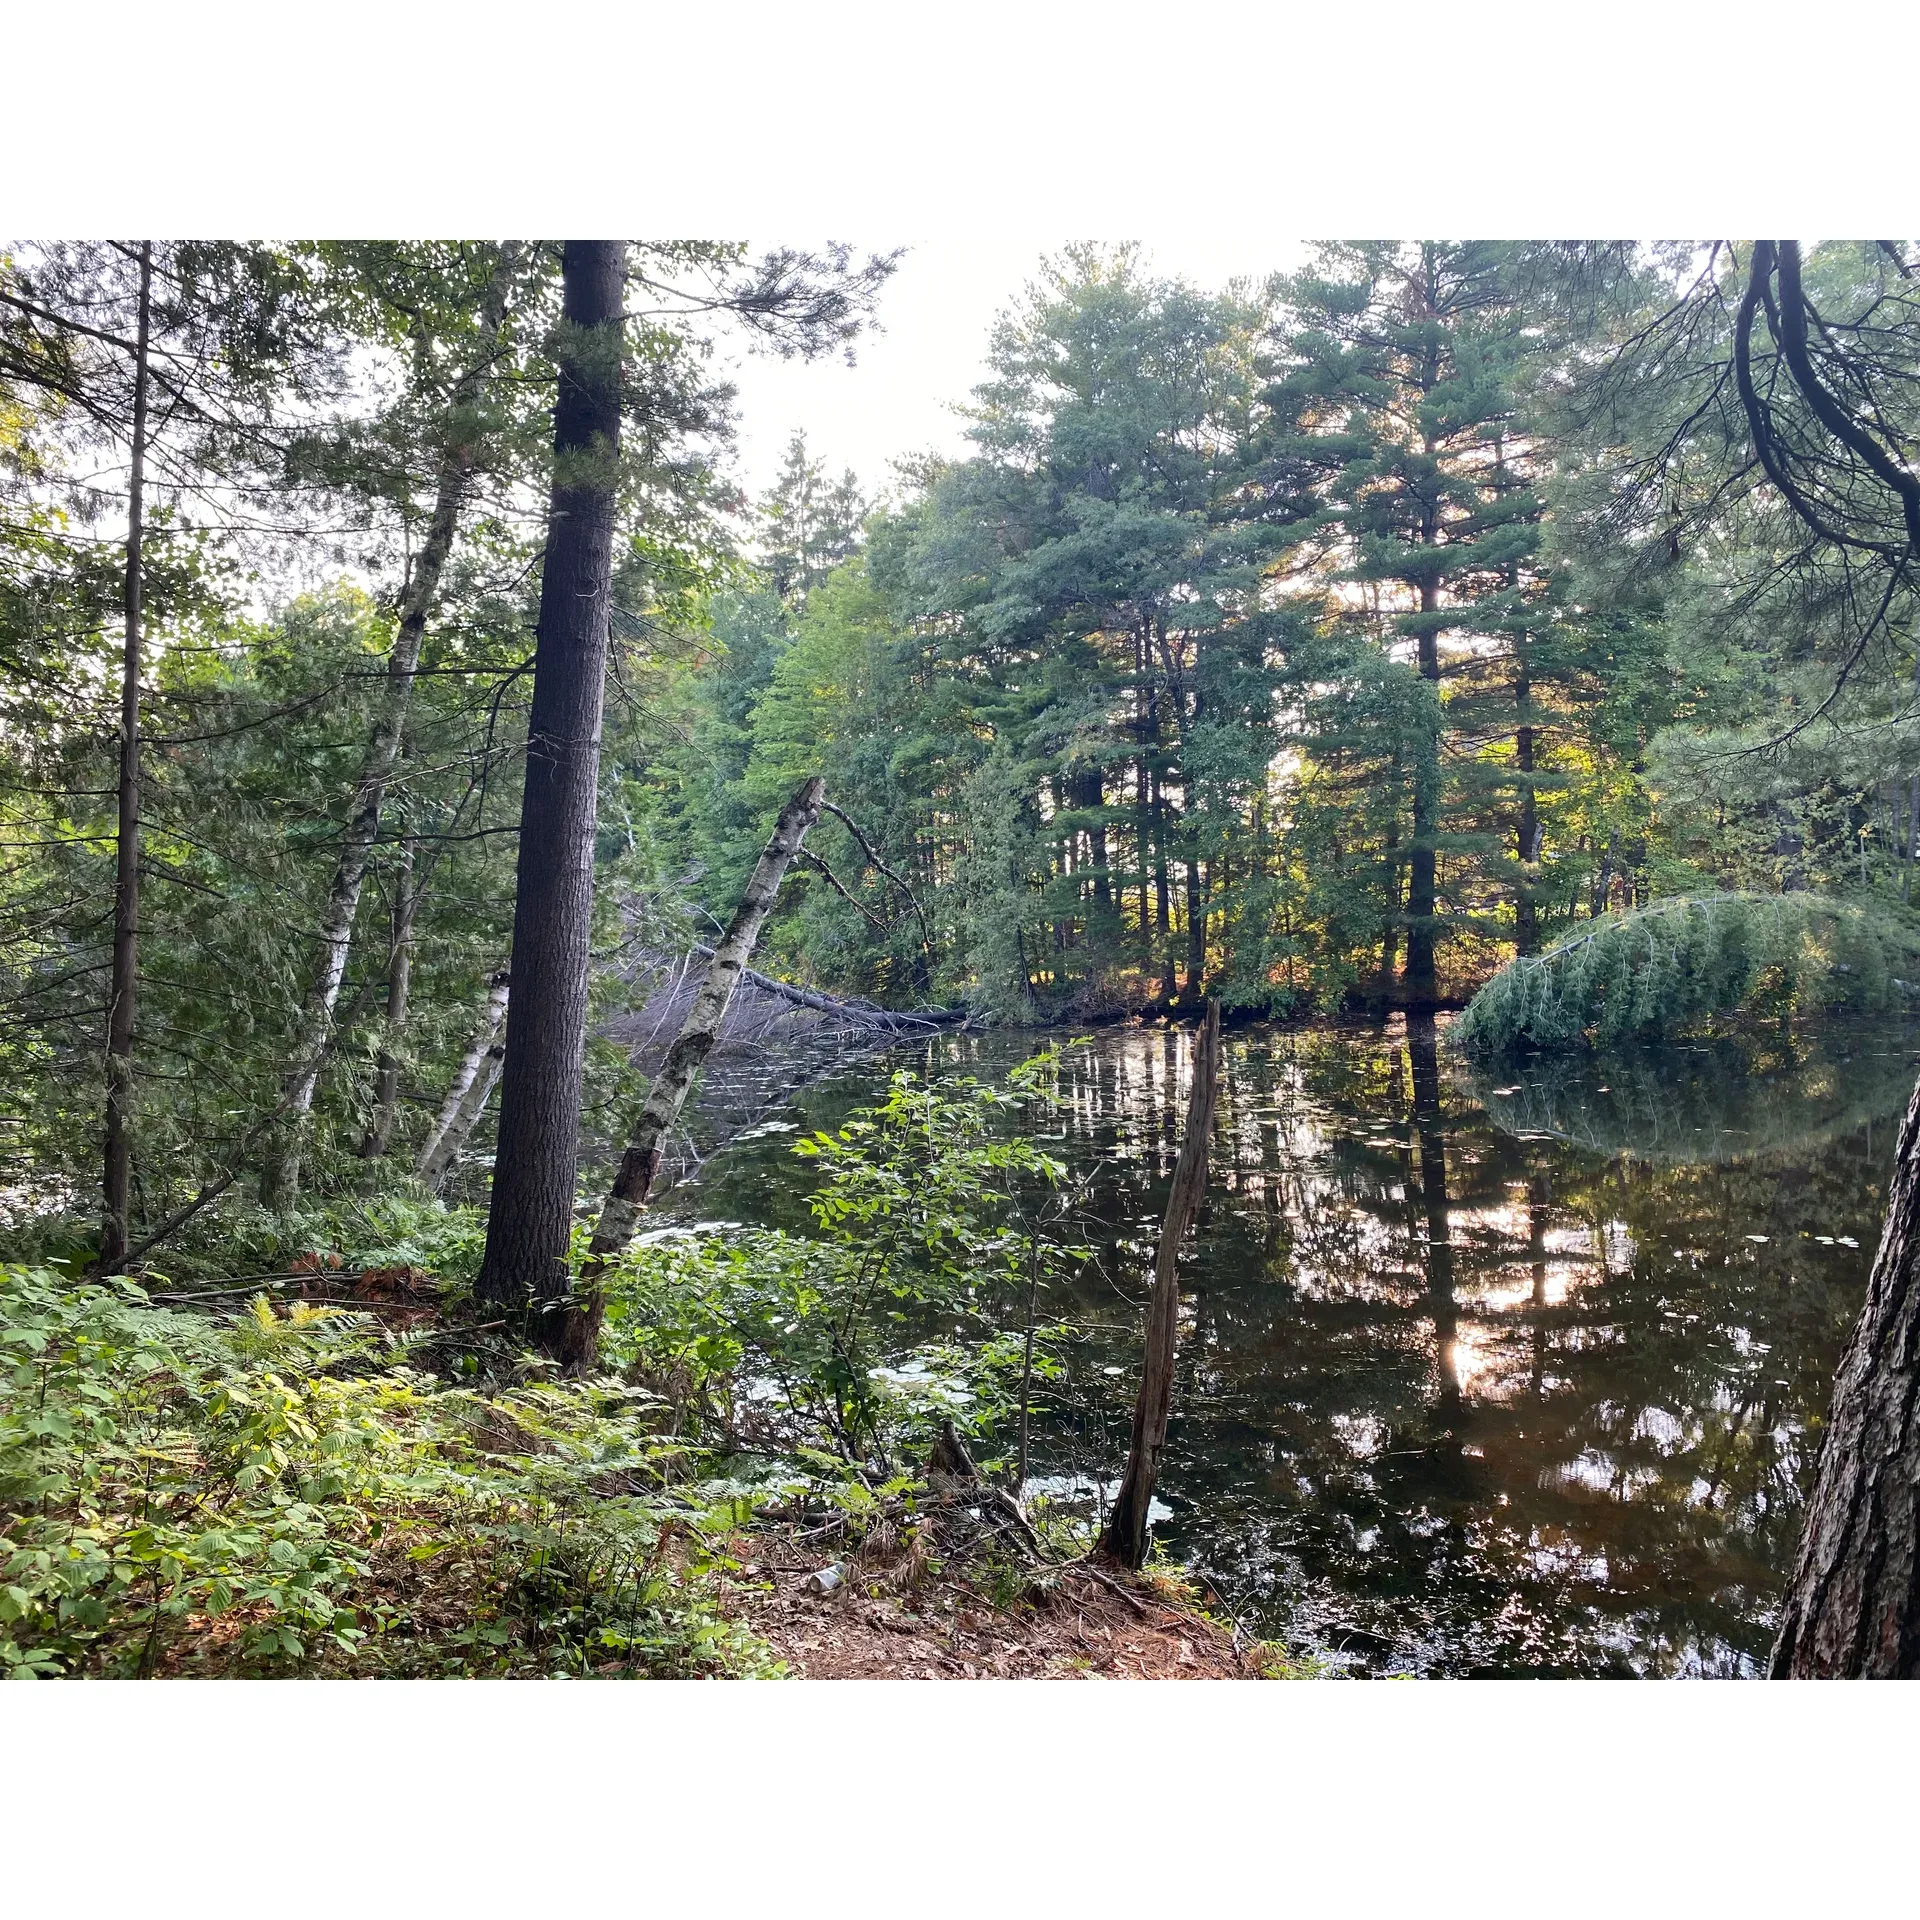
5 239 1920 1678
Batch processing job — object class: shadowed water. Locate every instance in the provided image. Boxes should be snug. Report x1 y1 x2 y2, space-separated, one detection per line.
663 1015 1916 1676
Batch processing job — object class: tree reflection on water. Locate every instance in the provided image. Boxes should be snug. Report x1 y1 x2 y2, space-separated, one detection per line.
670 1016 1915 1676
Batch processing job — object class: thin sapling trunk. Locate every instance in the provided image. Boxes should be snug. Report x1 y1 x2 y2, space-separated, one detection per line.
1016 1238 1042 1496
98 240 153 1278
358 827 415 1159
1098 998 1222 1569
416 969 511 1193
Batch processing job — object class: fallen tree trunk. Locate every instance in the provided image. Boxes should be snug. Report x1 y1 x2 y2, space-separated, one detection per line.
416 969 510 1193
560 776 825 1367
683 946 956 1026
1099 997 1221 1570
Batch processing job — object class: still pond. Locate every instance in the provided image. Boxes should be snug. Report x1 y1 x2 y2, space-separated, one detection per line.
662 1015 1913 1677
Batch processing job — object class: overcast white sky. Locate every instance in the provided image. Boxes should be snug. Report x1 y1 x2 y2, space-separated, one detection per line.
720 237 1309 505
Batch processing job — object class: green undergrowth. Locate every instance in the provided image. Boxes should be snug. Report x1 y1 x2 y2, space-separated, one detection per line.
1 1049 1295 1679
597 1055 1084 1478
0 1262 777 1678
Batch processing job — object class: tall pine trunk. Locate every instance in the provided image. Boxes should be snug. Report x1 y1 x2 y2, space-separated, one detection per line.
1135 623 1153 956
1514 637 1538 955
1401 321 1445 1007
1156 634 1205 998
1184 851 1206 995
1375 757 1402 1003
1071 766 1111 913
474 241 625 1344
98 240 152 1278
262 244 518 1209
1403 576 1442 1005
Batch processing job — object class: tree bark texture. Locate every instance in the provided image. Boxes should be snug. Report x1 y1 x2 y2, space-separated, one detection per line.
98 240 152 1277
1770 1067 1920 1676
1099 997 1222 1569
474 240 625 1336
1402 573 1442 1005
416 968 509 1192
564 776 826 1365
262 243 519 1209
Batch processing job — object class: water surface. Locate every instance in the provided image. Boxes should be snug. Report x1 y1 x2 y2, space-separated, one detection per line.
666 1016 1914 1676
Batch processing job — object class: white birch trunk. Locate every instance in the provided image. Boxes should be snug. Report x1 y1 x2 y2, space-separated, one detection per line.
581 776 825 1280
262 245 519 1208
417 969 512 1193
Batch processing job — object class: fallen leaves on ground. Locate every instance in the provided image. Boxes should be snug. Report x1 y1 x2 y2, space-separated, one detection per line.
721 1525 1274 1680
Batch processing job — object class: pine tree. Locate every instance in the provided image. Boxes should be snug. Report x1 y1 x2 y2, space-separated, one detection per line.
761 430 865 607
474 241 627 1344
1266 243 1591 1001
898 248 1284 1011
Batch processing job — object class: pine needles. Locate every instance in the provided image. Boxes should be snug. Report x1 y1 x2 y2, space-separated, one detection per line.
1454 892 1920 1054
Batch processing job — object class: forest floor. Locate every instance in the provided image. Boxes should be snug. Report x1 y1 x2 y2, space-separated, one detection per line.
721 1522 1287 1679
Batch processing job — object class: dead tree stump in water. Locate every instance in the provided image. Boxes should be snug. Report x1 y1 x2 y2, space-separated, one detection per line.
1099 1000 1221 1571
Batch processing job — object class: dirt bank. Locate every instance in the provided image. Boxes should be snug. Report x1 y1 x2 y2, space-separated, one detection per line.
721 1524 1291 1679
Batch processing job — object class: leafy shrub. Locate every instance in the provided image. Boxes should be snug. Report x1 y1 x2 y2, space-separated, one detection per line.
600 1056 1082 1479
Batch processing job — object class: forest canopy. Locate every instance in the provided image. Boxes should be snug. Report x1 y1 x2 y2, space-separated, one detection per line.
9 240 1919 1261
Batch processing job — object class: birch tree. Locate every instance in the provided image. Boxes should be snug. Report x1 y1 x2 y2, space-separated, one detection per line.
261 242 524 1208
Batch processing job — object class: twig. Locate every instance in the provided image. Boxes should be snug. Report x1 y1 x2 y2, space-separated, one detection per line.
1066 1559 1155 1617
